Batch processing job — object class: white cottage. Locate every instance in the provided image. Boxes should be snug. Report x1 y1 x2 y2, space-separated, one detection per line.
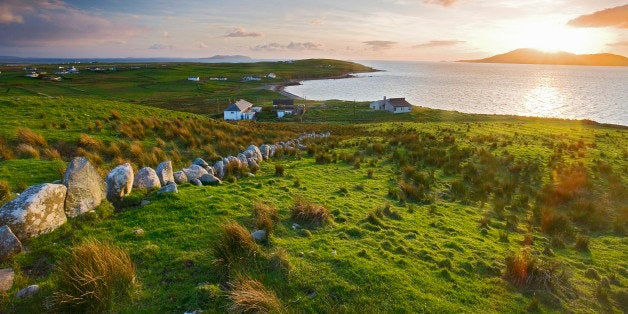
224 99 261 121
370 96 412 113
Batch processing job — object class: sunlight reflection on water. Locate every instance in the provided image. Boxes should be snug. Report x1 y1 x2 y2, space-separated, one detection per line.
285 61 627 125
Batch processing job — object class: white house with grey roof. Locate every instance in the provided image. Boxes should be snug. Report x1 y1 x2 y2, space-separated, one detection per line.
370 96 412 113
223 99 261 121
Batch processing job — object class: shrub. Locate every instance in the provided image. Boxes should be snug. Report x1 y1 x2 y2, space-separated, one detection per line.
213 222 260 266
252 202 279 234
54 239 137 312
274 163 285 176
228 278 282 314
17 127 47 147
291 197 331 227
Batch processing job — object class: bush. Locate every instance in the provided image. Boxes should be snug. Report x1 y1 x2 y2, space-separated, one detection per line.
228 278 282 314
17 127 47 147
274 163 285 176
291 197 331 227
503 248 565 291
54 239 137 312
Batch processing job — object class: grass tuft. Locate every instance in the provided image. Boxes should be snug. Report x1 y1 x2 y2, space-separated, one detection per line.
17 127 47 147
252 202 279 234
213 222 260 266
53 239 137 312
291 197 331 227
228 278 283 314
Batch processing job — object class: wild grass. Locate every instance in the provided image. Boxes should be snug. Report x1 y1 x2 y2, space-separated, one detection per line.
290 197 331 227
503 248 566 292
228 278 283 314
16 128 47 147
213 222 261 267
53 239 136 312
252 202 279 234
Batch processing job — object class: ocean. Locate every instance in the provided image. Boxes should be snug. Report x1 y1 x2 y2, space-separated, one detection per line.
285 60 628 126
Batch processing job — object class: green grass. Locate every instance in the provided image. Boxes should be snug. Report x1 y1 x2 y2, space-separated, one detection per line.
0 60 626 312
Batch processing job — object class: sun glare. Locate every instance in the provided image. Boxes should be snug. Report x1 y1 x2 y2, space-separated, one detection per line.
515 23 606 54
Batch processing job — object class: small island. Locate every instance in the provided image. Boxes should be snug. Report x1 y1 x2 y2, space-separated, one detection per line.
459 48 628 66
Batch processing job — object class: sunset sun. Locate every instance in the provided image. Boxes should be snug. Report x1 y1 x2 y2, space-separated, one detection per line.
516 23 605 54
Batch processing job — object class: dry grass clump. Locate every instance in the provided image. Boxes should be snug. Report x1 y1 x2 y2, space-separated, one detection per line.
16 127 47 147
0 180 11 202
78 133 103 150
252 202 279 234
54 239 137 312
213 222 260 266
291 197 331 227
17 143 40 159
503 247 566 292
228 278 282 314
77 147 104 167
42 148 62 160
0 135 14 160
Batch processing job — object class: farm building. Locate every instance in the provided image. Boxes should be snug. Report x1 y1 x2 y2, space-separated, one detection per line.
273 99 294 107
370 96 412 113
224 99 261 121
188 76 200 81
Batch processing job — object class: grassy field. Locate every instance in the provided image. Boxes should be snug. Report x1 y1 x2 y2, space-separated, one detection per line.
0 60 626 313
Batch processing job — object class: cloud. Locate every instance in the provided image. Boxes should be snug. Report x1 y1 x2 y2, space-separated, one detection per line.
251 42 323 51
224 27 263 38
363 40 397 51
310 18 324 26
0 0 145 47
607 41 628 47
423 0 458 7
148 43 173 50
567 4 628 29
198 41 208 48
413 40 465 48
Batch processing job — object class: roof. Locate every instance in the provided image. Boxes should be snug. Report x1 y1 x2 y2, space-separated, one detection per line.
273 99 294 106
387 98 412 108
224 99 254 112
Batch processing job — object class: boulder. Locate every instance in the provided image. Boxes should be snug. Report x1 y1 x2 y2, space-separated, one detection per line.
213 161 225 179
237 153 248 168
298 144 307 150
0 225 22 262
259 144 271 160
193 157 209 168
156 161 175 185
15 285 39 299
0 268 14 292
205 166 214 176
247 158 259 169
199 174 222 185
62 157 106 218
227 156 241 168
105 164 134 204
0 184 67 241
183 165 208 182
140 200 151 207
158 182 178 194
133 167 161 190
269 145 276 157
190 178 202 186
251 229 267 241
245 145 263 163
173 171 188 184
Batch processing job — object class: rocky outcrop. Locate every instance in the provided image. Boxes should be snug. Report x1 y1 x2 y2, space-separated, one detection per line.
62 157 106 218
173 171 188 184
0 184 67 241
156 161 174 186
0 226 22 262
105 163 134 205
158 182 178 194
183 165 209 182
133 167 161 190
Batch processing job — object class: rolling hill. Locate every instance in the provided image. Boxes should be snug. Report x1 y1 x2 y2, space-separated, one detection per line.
460 48 628 66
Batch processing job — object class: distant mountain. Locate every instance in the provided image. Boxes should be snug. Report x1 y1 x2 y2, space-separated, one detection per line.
459 48 628 66
201 55 252 61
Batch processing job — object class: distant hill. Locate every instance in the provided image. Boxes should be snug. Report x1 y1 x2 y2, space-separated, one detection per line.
459 48 628 66
201 55 252 61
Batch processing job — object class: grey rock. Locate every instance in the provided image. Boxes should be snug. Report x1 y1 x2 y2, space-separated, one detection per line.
156 161 175 186
205 166 214 176
199 174 222 185
133 167 161 190
190 178 202 186
259 144 271 160
244 145 263 163
52 179 62 184
251 229 267 241
105 163 134 204
193 157 209 168
183 165 208 182
226 156 241 168
140 200 151 207
0 268 14 292
15 285 39 299
237 153 248 168
173 171 188 184
0 226 22 262
213 161 225 179
247 158 259 169
63 157 106 218
269 145 276 157
0 184 67 241
298 144 307 150
157 182 178 194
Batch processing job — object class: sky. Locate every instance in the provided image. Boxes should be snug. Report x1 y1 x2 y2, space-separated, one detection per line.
0 0 627 61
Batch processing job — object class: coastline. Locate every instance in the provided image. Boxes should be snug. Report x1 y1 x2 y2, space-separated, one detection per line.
267 73 366 100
